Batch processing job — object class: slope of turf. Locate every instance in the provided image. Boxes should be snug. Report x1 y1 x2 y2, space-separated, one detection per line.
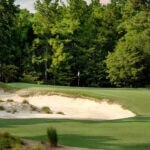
0 82 150 149
5 82 150 116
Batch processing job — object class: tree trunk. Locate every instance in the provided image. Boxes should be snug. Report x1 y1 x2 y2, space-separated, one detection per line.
44 43 48 84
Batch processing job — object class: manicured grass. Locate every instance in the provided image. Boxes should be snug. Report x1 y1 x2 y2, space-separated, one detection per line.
0 82 150 149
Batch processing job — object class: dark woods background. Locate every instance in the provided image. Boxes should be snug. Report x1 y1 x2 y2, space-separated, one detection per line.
0 0 149 87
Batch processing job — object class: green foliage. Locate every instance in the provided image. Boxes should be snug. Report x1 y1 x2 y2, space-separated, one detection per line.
0 0 18 68
19 73 39 84
0 0 149 87
106 38 145 87
0 132 21 150
47 127 58 147
0 65 18 83
107 0 150 87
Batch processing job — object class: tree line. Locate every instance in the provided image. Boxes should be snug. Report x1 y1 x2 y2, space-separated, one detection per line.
0 0 149 87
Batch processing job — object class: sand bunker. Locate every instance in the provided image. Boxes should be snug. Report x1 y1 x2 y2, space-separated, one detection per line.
0 89 135 120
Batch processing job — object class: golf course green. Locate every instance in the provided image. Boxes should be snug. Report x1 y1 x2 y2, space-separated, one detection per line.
0 83 150 150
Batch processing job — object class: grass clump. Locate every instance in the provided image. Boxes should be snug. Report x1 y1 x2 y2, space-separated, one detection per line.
31 145 42 150
41 106 52 114
7 99 14 102
12 109 17 114
22 99 29 104
6 110 11 113
12 144 22 150
56 111 65 115
0 132 21 149
47 127 58 148
0 105 5 110
30 105 39 111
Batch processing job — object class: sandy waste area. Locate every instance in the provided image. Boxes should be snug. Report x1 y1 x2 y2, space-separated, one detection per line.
0 89 135 120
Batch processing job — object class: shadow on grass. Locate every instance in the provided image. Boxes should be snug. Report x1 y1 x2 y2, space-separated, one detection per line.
0 116 150 150
0 116 150 129
0 119 82 128
23 134 150 150
0 118 150 150
96 116 150 124
81 116 150 124
119 143 150 150
23 134 118 149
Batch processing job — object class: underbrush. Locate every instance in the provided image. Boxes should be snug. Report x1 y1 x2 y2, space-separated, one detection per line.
0 132 21 149
41 106 52 114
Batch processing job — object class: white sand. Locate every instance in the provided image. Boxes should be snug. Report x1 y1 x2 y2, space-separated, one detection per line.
100 0 111 5
0 89 135 120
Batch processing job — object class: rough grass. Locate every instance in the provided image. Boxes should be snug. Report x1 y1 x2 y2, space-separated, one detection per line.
0 82 13 91
0 131 21 149
0 82 150 149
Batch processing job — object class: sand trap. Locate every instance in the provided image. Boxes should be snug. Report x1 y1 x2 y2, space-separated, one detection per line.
0 89 135 120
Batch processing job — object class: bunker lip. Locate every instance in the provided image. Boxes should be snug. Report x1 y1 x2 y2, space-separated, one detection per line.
0 89 136 120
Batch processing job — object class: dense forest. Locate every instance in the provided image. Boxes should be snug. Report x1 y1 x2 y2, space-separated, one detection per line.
0 0 149 87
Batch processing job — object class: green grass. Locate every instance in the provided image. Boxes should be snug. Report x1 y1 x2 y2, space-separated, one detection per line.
0 82 150 149
0 118 150 150
0 82 13 91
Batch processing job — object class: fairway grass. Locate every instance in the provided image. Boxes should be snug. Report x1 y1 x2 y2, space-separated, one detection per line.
0 118 150 150
0 82 150 149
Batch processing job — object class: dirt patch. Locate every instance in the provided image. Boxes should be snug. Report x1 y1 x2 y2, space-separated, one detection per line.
22 139 99 150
